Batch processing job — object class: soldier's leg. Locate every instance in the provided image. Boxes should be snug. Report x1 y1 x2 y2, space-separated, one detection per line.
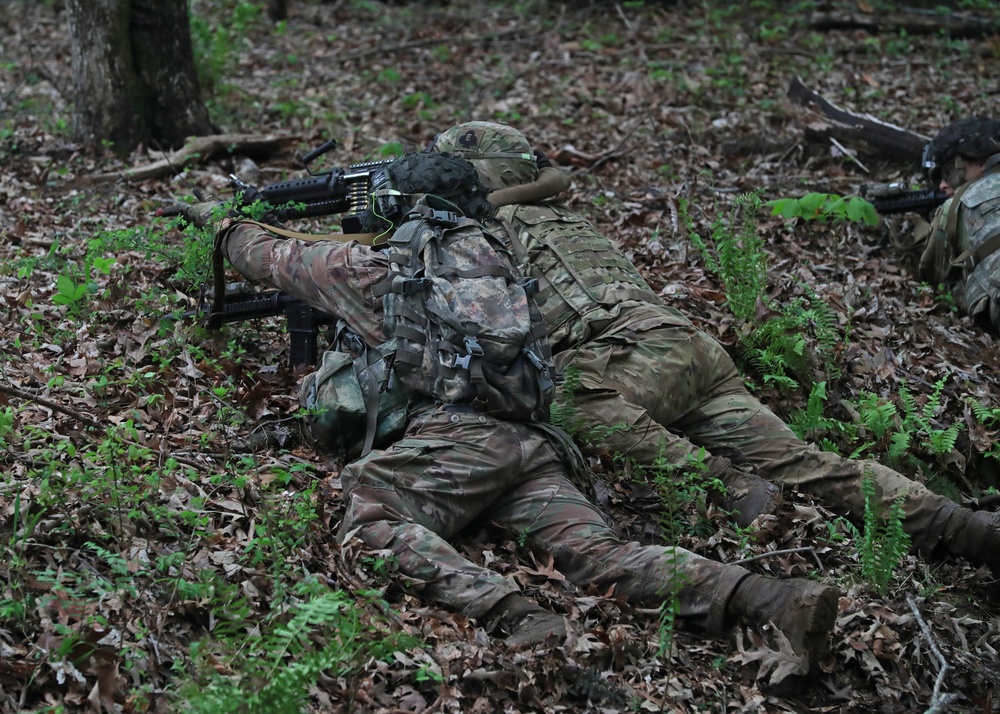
606 326 992 562
570 323 999 565
556 332 780 526
490 432 839 661
338 409 532 618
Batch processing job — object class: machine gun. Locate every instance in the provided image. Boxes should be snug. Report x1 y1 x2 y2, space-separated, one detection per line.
229 139 404 232
860 182 948 217
178 140 407 367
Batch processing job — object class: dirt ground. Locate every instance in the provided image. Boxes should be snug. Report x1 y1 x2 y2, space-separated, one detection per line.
3 1 1000 712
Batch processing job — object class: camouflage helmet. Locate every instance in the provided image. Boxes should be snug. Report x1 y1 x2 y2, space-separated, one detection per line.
923 116 1000 186
429 121 539 191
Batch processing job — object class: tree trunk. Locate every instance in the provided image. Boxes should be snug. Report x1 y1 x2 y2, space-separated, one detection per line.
66 0 213 155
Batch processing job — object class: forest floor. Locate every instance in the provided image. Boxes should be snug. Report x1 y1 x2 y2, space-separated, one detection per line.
3 1 1000 712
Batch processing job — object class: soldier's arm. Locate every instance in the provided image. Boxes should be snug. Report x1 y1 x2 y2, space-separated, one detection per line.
918 199 955 284
220 219 389 344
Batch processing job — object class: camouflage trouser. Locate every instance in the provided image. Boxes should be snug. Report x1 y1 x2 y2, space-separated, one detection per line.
338 405 749 632
557 316 960 552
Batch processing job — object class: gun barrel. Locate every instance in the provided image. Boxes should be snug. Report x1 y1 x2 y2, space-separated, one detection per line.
262 173 343 205
868 188 948 216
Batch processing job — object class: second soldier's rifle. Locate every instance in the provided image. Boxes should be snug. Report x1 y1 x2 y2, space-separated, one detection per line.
860 182 948 217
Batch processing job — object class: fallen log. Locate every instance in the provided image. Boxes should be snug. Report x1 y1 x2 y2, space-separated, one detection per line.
808 3 1000 38
89 133 300 183
786 76 931 165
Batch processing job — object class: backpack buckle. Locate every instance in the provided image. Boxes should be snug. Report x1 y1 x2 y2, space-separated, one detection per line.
523 348 545 370
391 275 430 294
425 209 459 227
453 336 483 370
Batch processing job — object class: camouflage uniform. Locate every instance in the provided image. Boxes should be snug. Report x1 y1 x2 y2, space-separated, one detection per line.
432 121 977 555
219 219 756 630
498 201 958 551
920 165 1000 332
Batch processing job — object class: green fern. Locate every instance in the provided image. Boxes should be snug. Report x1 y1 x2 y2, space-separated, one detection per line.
686 192 844 391
966 397 1000 426
965 397 1000 460
854 393 897 441
897 377 963 458
842 475 910 595
179 586 418 714
648 445 708 660
549 364 586 436
687 192 768 321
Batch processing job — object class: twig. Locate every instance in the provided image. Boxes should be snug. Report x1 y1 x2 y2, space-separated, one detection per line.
731 546 819 567
0 379 210 473
905 594 961 713
829 136 870 174
614 3 634 32
0 379 103 430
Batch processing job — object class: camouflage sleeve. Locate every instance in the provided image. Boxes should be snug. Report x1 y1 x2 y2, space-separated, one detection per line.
918 199 955 286
220 220 389 345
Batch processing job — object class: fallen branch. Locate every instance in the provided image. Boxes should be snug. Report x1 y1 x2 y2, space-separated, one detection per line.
787 76 931 165
731 546 823 571
88 133 300 183
809 3 1000 39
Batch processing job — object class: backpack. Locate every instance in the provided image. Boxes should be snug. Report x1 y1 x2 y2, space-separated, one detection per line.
376 196 555 421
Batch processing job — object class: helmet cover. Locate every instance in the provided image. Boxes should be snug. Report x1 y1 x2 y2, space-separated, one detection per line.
430 121 539 190
923 116 1000 186
356 152 492 234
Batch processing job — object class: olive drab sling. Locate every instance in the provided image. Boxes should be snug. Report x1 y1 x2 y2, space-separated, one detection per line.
375 196 555 421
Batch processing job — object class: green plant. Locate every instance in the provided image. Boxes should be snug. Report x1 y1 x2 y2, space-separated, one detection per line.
766 192 879 227
788 381 870 456
177 585 417 714
966 398 1000 460
50 254 115 315
91 214 216 289
549 365 629 448
0 405 15 447
647 448 720 660
687 192 844 390
842 475 910 595
687 193 767 322
377 67 402 84
189 1 264 95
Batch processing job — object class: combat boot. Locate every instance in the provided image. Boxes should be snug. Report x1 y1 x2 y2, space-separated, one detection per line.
938 507 1000 573
726 575 840 669
483 593 568 647
712 468 782 528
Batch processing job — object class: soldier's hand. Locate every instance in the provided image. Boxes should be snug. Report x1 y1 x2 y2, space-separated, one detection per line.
157 199 227 228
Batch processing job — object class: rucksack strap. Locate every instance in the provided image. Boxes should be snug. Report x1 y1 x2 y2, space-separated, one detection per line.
357 359 384 457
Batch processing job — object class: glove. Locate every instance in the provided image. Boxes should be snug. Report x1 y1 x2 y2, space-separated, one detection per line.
182 201 227 228
157 199 226 228
533 148 552 169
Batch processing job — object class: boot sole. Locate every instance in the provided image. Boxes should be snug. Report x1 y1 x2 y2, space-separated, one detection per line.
795 583 840 664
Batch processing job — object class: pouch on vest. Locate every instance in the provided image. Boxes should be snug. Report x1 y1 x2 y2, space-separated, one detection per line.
299 335 410 459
